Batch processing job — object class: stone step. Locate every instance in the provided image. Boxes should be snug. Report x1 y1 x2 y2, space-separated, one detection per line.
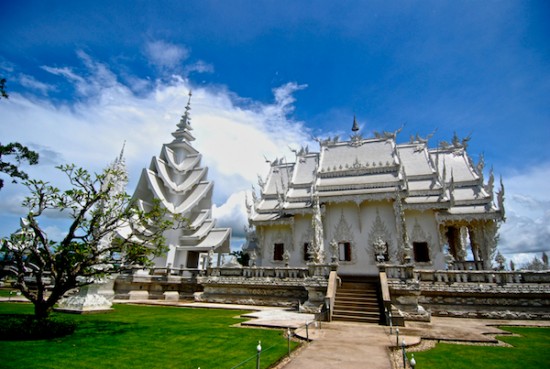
334 308 380 316
335 296 378 303
336 291 378 298
335 295 378 303
332 313 380 324
341 281 378 289
333 277 382 324
334 301 380 309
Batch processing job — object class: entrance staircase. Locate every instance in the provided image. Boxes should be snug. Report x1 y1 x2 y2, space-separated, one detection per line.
332 276 383 324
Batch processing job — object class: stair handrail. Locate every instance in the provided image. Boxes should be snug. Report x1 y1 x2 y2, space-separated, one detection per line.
324 271 340 322
379 271 392 325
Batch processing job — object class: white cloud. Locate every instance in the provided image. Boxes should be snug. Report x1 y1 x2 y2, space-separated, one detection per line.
0 53 308 242
498 163 550 264
5 50 546 267
184 60 214 75
145 40 189 70
212 190 249 238
41 65 85 84
18 74 55 94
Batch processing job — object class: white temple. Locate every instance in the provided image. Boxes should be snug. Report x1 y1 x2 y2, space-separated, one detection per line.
131 93 231 274
115 107 548 322
247 118 505 275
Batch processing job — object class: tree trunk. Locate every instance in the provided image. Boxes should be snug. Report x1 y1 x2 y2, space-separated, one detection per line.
34 300 52 320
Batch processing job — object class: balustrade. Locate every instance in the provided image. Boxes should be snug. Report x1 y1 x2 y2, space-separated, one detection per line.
205 264 332 279
209 266 311 279
383 265 550 285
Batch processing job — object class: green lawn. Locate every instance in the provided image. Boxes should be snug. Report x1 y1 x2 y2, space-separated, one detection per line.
0 302 299 369
0 288 20 298
409 326 550 369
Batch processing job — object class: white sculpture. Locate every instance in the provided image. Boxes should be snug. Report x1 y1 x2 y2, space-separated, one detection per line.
310 196 325 264
373 237 387 263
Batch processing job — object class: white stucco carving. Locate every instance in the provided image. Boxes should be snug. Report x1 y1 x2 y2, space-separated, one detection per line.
368 209 393 263
250 124 505 274
129 92 231 270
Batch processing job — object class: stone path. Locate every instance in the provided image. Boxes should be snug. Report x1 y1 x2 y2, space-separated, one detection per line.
282 322 394 369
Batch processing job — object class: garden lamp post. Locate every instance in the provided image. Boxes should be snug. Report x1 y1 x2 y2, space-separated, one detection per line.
402 339 407 369
396 328 399 347
256 340 262 369
410 354 416 368
287 327 291 356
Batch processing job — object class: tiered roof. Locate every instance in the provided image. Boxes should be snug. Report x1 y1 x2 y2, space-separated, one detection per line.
250 125 504 224
132 93 231 253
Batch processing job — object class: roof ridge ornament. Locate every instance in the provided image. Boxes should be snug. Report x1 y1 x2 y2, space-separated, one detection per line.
410 128 437 145
350 115 363 145
351 115 360 132
373 124 404 140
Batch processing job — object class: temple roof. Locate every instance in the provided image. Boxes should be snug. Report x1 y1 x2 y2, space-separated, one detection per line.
251 127 504 223
318 138 398 174
397 144 436 178
291 153 318 185
177 228 231 253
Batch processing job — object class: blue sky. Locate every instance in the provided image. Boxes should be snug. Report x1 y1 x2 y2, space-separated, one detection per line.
1 1 549 265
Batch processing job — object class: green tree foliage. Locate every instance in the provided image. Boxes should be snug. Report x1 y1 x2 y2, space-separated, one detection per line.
521 252 550 271
230 250 250 266
1 164 183 318
0 142 40 189
0 77 40 189
0 78 8 99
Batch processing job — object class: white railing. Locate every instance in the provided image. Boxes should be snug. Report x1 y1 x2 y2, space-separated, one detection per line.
383 264 415 280
383 264 550 284
125 267 201 279
207 264 333 279
452 261 485 271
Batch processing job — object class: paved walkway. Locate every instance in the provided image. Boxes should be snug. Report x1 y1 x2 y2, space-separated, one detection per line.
282 321 394 369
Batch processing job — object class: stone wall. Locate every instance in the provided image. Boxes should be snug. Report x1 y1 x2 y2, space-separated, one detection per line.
114 274 202 300
389 279 550 320
195 275 328 310
195 279 307 307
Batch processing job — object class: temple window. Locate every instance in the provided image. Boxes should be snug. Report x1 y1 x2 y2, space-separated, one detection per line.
413 242 430 263
273 243 284 261
338 242 352 261
303 242 312 261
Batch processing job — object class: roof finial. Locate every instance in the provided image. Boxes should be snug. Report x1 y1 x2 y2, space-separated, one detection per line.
118 140 126 163
171 90 196 142
186 90 192 110
351 115 359 132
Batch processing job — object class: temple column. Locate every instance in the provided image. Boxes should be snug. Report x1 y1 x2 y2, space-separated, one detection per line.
468 224 484 269
393 193 409 264
478 220 498 270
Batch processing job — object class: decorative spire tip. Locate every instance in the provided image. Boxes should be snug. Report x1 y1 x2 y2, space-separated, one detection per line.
352 115 360 132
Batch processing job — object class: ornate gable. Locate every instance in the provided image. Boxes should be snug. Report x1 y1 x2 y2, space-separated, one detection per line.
368 209 395 262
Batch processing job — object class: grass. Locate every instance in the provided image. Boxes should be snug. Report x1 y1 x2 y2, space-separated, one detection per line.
0 288 20 298
0 302 299 369
408 326 550 369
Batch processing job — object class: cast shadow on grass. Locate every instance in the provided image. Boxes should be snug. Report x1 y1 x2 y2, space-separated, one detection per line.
0 314 132 341
0 314 77 341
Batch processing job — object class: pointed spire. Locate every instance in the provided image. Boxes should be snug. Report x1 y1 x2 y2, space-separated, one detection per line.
179 90 193 129
118 140 126 164
171 90 196 143
351 115 359 132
